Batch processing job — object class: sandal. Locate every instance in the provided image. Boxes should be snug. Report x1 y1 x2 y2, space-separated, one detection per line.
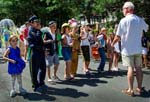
88 68 92 70
85 71 91 75
65 77 75 81
135 87 144 95
122 89 134 97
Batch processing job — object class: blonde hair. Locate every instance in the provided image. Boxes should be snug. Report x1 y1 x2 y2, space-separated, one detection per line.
99 27 107 34
8 35 18 44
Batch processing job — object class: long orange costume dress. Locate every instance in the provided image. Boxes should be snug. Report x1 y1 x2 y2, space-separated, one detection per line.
70 33 80 76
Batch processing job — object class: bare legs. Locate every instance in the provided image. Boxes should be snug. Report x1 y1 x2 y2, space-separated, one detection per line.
127 67 134 92
113 52 119 69
54 65 58 77
24 45 28 62
83 61 90 72
47 64 59 81
47 66 51 80
64 60 71 79
142 54 147 68
135 66 143 90
127 66 143 93
108 54 113 71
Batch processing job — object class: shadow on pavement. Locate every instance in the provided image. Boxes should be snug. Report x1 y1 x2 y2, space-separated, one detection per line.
45 87 89 98
21 87 88 101
143 70 150 75
109 70 127 77
134 88 150 98
139 89 150 98
22 92 56 101
56 78 107 87
0 57 6 64
76 70 127 79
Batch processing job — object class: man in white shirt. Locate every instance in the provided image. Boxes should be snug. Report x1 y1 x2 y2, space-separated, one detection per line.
43 21 60 82
111 2 148 96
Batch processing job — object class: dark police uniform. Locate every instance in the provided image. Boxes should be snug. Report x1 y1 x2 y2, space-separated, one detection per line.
28 16 46 90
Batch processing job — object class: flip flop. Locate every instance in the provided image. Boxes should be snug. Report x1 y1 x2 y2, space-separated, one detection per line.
122 89 134 97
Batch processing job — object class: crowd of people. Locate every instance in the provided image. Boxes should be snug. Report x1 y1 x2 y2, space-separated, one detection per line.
1 1 150 98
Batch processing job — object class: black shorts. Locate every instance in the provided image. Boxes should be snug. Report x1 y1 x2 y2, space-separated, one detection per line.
81 46 90 61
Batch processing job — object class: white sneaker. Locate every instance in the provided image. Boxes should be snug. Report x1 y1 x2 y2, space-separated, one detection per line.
47 79 53 82
19 88 27 95
111 67 119 71
10 90 17 97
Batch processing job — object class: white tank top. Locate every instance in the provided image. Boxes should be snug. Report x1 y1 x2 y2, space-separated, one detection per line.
62 34 72 46
80 31 90 46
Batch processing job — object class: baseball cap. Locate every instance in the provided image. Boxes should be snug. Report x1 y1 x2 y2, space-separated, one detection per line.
48 21 56 26
28 15 40 23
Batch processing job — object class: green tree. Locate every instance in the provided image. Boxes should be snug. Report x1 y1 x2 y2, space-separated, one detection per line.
0 0 150 30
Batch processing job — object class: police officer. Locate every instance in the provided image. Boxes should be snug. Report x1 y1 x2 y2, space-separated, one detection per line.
28 15 46 91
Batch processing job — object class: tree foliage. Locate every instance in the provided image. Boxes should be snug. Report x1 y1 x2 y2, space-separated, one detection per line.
0 0 150 29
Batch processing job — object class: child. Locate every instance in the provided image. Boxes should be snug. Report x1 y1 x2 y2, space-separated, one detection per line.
96 28 107 73
28 16 47 91
107 32 115 71
3 35 26 97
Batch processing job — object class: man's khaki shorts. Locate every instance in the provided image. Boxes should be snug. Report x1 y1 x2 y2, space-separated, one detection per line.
122 54 142 67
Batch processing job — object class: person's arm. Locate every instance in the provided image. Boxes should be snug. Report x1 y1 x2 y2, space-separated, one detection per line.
147 39 149 52
62 35 68 46
27 31 36 48
80 30 88 40
111 35 121 47
95 35 102 48
70 34 75 48
3 48 16 63
43 32 54 44
141 19 149 32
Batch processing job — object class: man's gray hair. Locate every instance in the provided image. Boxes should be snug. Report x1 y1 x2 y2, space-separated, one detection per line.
123 2 135 9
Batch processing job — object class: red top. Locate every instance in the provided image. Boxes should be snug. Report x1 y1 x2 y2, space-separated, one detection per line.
23 28 29 39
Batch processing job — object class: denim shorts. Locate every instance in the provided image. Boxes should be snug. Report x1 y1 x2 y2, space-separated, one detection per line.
45 54 59 67
62 47 72 61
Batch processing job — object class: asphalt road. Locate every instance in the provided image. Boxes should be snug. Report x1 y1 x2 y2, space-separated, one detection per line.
0 53 150 102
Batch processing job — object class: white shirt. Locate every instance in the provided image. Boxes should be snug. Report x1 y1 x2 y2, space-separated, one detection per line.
114 42 120 53
116 14 148 56
80 31 90 46
49 28 56 49
97 34 105 47
62 34 72 46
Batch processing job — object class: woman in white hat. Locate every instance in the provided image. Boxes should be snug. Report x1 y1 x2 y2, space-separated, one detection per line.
61 23 73 81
